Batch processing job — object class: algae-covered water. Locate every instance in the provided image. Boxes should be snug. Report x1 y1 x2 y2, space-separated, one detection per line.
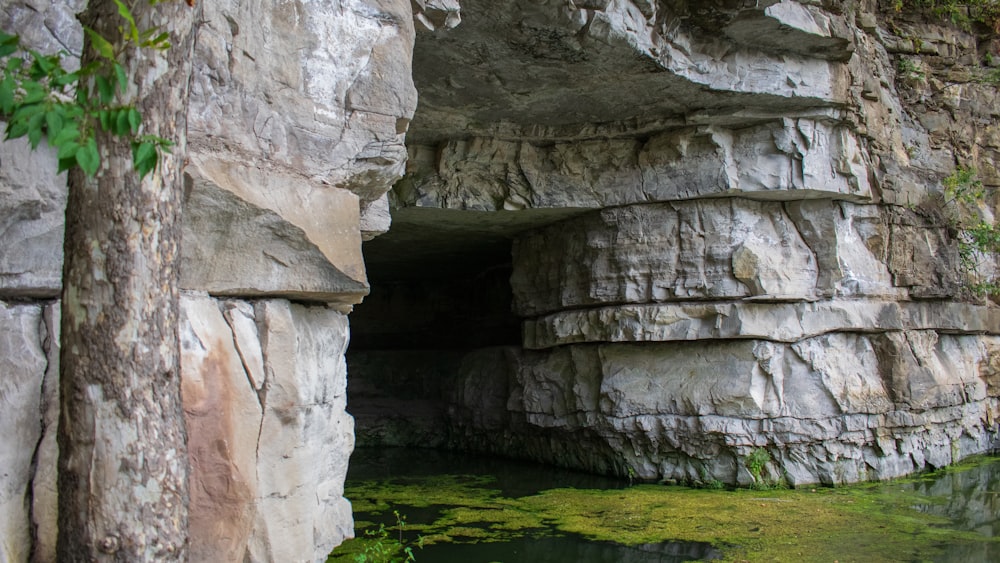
328 448 1000 562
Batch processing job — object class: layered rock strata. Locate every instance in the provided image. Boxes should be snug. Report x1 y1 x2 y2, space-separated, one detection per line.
352 0 1000 486
1 0 430 559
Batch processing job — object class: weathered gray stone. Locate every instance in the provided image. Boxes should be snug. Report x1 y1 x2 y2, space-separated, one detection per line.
411 0 462 32
511 199 821 316
251 300 354 562
524 300 1000 349
31 302 60 563
0 2 81 299
0 302 45 562
180 294 263 563
408 0 851 144
724 0 854 61
0 137 65 298
350 331 1000 486
188 0 418 203
181 156 368 304
397 119 873 212
222 300 267 391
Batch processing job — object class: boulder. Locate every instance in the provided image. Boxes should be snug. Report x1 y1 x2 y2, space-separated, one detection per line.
182 156 368 305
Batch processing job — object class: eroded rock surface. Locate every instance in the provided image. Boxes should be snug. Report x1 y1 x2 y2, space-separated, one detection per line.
1 0 417 560
353 0 1000 487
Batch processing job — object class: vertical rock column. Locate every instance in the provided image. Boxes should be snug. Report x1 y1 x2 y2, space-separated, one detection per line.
1 0 433 560
181 296 354 561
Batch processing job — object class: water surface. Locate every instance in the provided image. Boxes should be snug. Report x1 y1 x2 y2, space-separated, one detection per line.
329 448 1000 562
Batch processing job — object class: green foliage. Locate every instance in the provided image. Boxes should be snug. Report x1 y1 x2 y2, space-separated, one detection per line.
353 511 420 563
744 448 784 490
897 57 926 80
892 0 1000 31
943 166 1000 295
0 0 173 180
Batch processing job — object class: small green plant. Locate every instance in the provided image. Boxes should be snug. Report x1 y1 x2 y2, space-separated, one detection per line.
897 57 926 80
744 448 771 486
354 510 420 563
0 0 174 179
943 166 1000 295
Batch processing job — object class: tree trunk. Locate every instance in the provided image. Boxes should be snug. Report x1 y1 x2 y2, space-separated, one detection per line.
57 1 198 560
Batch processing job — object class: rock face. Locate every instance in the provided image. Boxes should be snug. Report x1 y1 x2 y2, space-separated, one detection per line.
0 0 425 560
4 0 1000 559
351 0 1000 487
182 296 354 562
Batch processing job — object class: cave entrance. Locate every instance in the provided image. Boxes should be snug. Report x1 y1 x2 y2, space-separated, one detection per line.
346 206 529 450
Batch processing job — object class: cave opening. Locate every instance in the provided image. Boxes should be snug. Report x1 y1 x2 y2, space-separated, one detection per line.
346 206 529 450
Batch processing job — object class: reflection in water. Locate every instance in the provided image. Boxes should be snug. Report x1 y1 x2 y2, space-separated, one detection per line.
335 449 1000 562
899 460 1000 562
418 537 721 563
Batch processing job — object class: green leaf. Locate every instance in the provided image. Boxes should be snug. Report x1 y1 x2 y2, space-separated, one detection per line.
127 107 141 134
75 138 100 176
56 140 79 160
45 109 64 143
133 140 155 163
113 0 140 43
114 62 128 92
133 141 157 180
53 71 80 87
6 56 24 73
114 108 131 136
0 43 16 58
84 27 116 61
11 102 44 124
53 124 80 147
57 155 77 174
95 75 114 104
0 31 16 45
0 76 14 115
20 81 46 105
6 119 28 139
27 111 44 149
98 109 112 131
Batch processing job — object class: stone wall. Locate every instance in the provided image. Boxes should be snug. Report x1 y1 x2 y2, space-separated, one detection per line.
0 0 439 559
350 0 1000 487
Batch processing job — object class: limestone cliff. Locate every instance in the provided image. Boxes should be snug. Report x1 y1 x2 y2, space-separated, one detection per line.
3 0 1000 561
351 0 1000 488
0 0 431 560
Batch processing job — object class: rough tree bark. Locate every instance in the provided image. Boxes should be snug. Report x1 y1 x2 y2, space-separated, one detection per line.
57 0 199 559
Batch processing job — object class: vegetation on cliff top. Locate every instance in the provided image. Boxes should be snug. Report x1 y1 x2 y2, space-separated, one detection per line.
893 0 1000 31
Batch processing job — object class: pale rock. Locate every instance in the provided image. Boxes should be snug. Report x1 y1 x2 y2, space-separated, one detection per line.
0 302 45 562
511 199 819 316
408 1 850 144
873 331 987 410
188 0 417 203
182 156 368 304
397 120 873 212
352 330 1000 485
786 200 902 298
523 300 1000 349
0 0 84 59
31 302 60 563
180 294 263 563
0 4 77 299
250 300 354 562
886 207 962 298
360 194 393 241
0 137 65 298
222 300 267 391
411 0 462 32
725 0 854 61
